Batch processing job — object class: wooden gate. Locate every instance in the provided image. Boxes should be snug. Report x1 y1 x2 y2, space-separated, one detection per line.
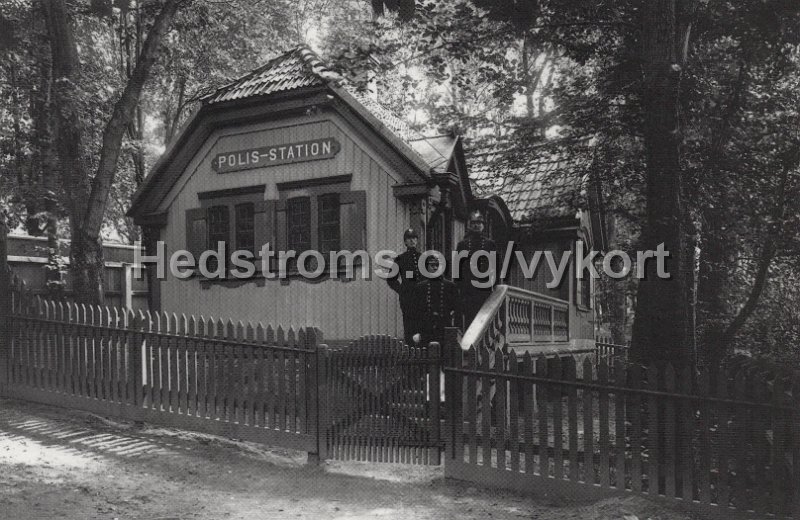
320 336 443 465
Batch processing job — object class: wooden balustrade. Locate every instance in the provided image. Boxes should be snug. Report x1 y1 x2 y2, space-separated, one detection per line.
460 285 570 350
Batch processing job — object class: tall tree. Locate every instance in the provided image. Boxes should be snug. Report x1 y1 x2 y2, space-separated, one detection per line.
358 0 800 365
629 0 693 365
41 0 182 304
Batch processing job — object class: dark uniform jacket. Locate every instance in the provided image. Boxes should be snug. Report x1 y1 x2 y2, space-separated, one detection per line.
455 231 498 328
455 231 497 291
388 248 423 345
387 247 422 305
412 276 458 346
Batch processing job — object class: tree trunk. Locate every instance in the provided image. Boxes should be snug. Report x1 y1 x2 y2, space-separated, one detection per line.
604 215 628 344
40 0 93 299
684 214 699 359
42 0 181 304
69 227 105 304
44 214 64 298
630 0 692 366
131 107 146 184
164 75 186 145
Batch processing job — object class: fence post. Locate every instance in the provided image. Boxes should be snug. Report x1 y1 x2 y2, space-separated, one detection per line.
443 327 461 463
428 340 441 465
307 327 325 464
121 263 133 309
0 214 10 395
131 311 145 410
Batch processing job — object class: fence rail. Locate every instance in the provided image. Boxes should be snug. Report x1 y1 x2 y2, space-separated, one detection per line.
444 344 799 519
4 275 320 453
0 270 444 465
595 337 630 360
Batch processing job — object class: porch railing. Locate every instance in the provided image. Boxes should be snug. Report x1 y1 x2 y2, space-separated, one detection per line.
459 285 570 351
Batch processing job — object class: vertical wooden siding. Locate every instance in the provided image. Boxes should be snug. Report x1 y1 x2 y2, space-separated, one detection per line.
158 113 410 340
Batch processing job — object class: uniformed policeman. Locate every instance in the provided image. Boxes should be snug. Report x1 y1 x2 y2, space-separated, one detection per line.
411 254 457 347
387 228 422 346
455 210 497 330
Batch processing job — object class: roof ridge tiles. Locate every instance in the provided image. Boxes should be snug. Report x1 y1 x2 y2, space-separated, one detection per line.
202 45 340 104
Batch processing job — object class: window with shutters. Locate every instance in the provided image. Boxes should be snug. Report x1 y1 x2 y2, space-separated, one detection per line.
186 185 266 279
507 241 570 301
427 208 451 259
580 273 592 308
185 179 365 281
274 175 366 277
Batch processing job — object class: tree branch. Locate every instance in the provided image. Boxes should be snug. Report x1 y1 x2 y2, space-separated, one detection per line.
720 153 796 346
83 0 183 235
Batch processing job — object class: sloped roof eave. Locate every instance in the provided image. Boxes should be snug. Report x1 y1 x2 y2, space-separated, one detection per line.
127 103 204 219
128 87 436 220
328 85 431 179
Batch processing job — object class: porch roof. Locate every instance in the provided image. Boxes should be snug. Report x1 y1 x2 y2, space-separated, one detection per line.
467 145 593 226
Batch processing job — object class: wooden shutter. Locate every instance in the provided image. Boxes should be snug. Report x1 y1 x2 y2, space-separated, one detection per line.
274 199 288 252
340 190 366 251
185 208 207 262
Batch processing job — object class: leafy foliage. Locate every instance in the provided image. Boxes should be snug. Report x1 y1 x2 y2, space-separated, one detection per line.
1 0 798 361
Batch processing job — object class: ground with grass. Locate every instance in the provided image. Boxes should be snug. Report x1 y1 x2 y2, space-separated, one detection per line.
0 398 698 520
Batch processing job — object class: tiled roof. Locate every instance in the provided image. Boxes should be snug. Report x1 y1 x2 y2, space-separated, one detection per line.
202 47 339 104
468 147 591 224
406 134 456 173
201 46 453 173
349 91 422 144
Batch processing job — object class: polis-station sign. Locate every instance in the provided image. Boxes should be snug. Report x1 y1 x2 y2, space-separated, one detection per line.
212 137 341 173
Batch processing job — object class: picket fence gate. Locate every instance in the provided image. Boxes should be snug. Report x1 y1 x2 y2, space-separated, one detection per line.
0 272 444 465
320 336 443 464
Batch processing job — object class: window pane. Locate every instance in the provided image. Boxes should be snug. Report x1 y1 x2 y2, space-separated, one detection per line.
207 205 229 249
235 202 255 254
207 205 229 273
287 197 311 253
318 193 340 255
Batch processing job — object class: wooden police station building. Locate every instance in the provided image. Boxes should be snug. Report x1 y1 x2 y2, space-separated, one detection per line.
128 46 605 352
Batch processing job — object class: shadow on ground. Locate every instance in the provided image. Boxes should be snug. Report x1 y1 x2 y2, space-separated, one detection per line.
0 398 697 520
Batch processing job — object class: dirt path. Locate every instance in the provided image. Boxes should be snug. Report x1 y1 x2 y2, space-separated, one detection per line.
0 398 696 520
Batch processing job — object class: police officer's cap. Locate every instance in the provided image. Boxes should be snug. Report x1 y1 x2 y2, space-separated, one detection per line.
468 210 485 224
403 228 419 240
